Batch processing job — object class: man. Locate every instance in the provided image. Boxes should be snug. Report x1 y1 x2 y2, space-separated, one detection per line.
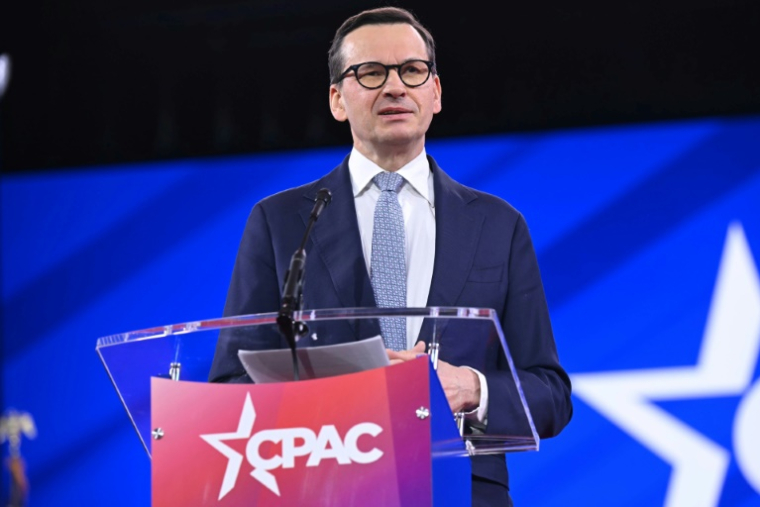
210 7 572 506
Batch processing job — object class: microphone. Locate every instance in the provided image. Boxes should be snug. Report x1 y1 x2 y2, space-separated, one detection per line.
311 188 332 220
277 188 332 380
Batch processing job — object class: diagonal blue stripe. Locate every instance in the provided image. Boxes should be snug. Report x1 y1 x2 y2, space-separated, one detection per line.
2 168 276 361
27 413 147 500
538 119 760 310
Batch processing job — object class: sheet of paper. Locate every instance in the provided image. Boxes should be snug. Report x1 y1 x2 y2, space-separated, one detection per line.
238 335 390 384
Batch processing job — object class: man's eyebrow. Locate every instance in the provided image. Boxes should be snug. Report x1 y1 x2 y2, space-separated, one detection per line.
349 58 428 66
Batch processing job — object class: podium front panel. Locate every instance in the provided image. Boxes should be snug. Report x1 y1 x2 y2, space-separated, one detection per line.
151 359 434 507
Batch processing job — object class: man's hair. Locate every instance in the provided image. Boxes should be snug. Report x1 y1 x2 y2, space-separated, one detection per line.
328 7 436 85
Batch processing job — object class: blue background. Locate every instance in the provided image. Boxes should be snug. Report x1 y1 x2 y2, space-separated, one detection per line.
2 115 760 505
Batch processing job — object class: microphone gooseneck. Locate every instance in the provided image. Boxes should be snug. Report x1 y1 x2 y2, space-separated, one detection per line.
277 188 332 381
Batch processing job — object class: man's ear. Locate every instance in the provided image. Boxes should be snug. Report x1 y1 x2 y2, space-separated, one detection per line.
329 85 348 122
433 75 442 114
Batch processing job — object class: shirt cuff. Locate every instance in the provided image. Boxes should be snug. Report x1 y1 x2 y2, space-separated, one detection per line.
462 367 488 427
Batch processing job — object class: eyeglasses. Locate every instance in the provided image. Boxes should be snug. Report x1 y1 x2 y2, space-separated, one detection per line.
335 59 435 89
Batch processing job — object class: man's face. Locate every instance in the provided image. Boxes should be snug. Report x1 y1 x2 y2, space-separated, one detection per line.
329 23 442 158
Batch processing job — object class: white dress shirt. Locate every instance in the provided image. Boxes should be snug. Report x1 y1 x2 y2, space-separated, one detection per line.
348 148 488 423
349 147 436 346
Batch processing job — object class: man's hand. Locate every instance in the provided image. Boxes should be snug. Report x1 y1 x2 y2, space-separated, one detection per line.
386 340 426 365
387 341 481 414
436 360 481 414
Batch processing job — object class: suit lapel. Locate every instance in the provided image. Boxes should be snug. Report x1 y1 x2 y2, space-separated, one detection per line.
296 155 482 336
299 157 377 310
426 158 485 307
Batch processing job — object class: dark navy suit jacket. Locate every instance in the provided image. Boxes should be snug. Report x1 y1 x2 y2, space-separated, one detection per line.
209 155 572 492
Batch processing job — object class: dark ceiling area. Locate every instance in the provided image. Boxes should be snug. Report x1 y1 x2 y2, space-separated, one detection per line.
2 0 759 173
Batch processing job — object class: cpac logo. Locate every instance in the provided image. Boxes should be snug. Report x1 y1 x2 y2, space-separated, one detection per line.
201 394 383 499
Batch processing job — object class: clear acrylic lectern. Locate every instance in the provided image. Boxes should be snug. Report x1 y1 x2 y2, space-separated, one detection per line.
96 307 539 459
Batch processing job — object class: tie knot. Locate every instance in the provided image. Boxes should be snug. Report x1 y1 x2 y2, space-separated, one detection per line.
373 172 405 193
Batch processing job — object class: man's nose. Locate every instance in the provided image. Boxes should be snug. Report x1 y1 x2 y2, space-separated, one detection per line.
382 69 407 96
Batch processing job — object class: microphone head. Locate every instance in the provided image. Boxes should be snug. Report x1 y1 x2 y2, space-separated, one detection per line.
310 188 333 221
316 188 332 206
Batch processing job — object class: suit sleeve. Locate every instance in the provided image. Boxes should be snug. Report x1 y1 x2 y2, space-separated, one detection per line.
485 213 573 439
208 203 284 383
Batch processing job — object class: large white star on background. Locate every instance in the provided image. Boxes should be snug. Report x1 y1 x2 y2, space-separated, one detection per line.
573 222 760 507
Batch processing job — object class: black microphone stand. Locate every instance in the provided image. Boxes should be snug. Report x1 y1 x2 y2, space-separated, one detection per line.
277 188 332 381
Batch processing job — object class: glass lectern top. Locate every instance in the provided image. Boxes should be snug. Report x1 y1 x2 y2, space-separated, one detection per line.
96 307 539 458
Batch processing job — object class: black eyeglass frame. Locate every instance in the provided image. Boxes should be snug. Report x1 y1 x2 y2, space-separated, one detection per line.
334 59 436 89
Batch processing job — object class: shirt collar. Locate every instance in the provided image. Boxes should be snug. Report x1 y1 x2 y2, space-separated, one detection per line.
348 148 432 204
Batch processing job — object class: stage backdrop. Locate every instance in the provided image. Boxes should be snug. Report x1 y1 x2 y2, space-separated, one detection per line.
2 115 760 506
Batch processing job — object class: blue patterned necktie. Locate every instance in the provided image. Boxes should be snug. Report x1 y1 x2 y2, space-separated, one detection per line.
371 171 407 351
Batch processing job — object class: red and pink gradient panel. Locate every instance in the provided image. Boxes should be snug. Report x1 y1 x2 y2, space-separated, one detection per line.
152 358 433 506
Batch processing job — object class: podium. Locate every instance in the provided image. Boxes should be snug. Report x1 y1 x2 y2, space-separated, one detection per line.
97 307 538 506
